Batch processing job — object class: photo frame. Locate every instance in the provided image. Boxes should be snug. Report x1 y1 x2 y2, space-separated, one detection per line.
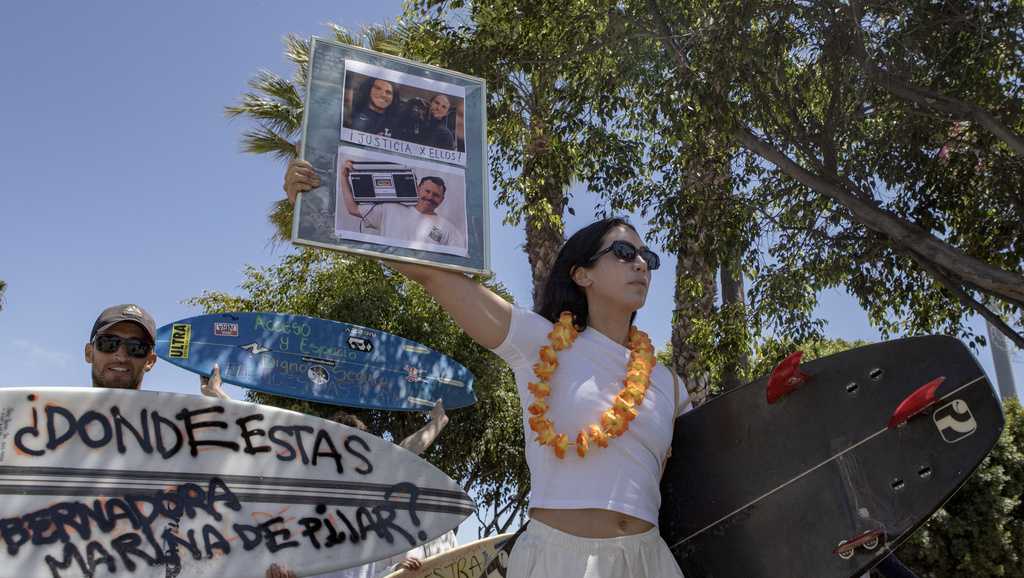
294 38 489 274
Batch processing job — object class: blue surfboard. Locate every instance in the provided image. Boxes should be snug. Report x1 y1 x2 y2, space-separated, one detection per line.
155 312 476 411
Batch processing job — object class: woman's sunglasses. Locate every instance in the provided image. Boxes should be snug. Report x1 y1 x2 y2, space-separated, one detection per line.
588 240 661 271
93 334 153 358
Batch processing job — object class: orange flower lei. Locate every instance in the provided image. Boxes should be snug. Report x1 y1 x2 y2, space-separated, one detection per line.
527 311 656 459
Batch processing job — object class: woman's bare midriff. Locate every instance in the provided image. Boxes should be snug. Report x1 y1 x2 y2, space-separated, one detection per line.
529 507 654 538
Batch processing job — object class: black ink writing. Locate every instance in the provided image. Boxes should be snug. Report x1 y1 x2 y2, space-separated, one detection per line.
13 401 373 476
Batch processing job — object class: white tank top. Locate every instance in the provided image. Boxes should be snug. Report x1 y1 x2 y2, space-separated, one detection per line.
492 306 690 525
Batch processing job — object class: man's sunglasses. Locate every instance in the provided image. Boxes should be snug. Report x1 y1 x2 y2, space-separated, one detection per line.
588 240 661 271
93 334 153 358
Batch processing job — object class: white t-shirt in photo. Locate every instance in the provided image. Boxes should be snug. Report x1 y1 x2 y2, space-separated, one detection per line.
361 204 465 250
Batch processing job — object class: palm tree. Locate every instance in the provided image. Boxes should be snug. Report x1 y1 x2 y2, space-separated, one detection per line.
225 25 404 240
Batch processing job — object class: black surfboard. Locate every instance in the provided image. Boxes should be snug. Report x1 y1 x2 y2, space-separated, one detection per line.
659 335 1004 577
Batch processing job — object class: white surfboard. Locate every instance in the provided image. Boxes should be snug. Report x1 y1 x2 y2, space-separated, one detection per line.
382 533 512 578
0 387 474 578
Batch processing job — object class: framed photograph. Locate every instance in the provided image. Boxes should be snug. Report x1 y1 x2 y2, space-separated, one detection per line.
294 38 489 274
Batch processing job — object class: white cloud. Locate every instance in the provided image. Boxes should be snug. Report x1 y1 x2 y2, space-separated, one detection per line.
12 339 73 369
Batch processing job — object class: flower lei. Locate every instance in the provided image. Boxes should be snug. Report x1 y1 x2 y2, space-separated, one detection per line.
527 311 656 459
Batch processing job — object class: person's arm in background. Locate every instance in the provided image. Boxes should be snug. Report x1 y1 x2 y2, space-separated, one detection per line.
398 400 449 456
199 364 231 400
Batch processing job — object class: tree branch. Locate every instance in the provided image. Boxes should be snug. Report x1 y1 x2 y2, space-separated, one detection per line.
900 247 1024 350
646 0 689 74
846 1 1024 158
733 125 1024 304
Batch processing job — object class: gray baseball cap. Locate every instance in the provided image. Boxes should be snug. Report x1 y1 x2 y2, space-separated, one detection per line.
90 304 156 344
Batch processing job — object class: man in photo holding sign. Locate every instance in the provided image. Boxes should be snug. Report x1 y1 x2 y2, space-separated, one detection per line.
327 158 466 251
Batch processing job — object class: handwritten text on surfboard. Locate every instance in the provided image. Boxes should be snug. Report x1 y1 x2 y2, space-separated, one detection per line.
13 398 374 471
252 315 376 359
2 396 438 578
1 477 429 578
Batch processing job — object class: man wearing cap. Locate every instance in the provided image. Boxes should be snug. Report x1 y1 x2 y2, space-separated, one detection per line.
85 303 157 390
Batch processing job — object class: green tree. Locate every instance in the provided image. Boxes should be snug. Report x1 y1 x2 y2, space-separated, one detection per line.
402 1 650 304
225 25 404 239
620 0 1024 351
187 251 529 536
428 0 1024 401
402 1 755 406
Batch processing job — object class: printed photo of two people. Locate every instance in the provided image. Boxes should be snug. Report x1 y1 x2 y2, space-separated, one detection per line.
341 60 467 165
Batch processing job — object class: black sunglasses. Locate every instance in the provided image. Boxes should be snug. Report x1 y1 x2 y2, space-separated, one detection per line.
93 334 153 358
588 240 661 271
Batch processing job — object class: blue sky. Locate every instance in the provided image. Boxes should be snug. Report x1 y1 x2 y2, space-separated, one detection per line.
1 0 1021 544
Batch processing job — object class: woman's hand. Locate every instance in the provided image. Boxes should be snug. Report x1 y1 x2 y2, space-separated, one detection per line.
283 158 320 205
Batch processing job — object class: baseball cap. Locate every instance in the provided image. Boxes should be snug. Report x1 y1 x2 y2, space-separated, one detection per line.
90 304 157 344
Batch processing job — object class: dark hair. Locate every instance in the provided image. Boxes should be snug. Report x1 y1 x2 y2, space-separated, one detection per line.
535 217 641 328
327 409 367 431
354 77 401 117
419 175 446 195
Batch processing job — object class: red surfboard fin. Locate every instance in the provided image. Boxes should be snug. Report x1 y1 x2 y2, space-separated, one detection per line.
766 351 808 404
887 377 945 429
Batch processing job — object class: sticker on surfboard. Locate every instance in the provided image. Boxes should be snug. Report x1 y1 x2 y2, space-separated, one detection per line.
932 399 978 443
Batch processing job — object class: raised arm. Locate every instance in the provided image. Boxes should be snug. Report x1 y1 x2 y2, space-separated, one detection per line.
386 260 512 350
199 364 232 400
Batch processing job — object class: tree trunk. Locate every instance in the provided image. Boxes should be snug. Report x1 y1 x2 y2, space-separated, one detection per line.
671 229 717 407
523 206 565 306
720 261 749 391
522 114 567 306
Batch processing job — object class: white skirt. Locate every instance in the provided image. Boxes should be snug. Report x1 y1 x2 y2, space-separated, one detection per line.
508 520 685 578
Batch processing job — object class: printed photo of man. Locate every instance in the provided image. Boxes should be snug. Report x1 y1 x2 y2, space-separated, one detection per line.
338 159 466 251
